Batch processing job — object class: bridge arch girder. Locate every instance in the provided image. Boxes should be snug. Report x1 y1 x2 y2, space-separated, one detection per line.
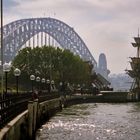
2 18 97 67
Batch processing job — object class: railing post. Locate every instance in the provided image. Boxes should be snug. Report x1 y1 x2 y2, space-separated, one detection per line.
33 99 38 132
28 101 34 139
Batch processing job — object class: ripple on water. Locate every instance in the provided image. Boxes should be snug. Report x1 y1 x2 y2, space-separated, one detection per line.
36 103 140 140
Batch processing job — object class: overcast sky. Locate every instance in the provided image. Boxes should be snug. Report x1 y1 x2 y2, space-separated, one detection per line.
2 0 140 74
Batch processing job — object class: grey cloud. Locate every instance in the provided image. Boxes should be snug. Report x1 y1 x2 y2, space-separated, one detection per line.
3 0 140 73
3 0 19 9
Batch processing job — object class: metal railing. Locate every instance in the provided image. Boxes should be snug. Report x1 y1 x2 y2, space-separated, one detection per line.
0 91 60 129
0 88 117 129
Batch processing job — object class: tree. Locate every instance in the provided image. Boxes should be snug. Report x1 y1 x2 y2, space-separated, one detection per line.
8 46 92 90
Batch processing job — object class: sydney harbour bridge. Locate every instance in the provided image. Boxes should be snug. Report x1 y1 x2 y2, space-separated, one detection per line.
1 17 109 80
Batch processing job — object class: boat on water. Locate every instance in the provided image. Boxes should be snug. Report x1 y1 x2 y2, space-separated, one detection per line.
126 31 140 99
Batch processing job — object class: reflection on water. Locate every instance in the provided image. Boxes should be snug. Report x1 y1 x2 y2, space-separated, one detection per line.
36 103 140 140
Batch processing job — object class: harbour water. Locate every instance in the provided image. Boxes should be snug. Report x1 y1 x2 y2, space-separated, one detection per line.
36 103 140 140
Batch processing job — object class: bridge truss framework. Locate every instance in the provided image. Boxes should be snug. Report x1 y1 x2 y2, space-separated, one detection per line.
1 17 97 68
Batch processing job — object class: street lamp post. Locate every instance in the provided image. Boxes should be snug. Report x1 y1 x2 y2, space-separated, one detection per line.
51 80 55 91
30 75 35 93
46 79 51 93
3 63 11 94
1 0 4 96
41 78 45 90
36 76 40 91
14 68 21 94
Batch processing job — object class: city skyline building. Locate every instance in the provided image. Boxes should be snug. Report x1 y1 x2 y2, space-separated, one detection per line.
97 53 110 80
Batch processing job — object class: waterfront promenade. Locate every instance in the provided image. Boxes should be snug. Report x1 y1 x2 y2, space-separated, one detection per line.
0 90 138 140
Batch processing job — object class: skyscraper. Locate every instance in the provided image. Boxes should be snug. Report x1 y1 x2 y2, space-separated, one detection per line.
97 53 110 79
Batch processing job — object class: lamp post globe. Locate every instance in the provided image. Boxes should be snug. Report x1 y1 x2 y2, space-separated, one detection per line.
36 76 40 90
46 79 51 93
30 75 35 81
14 68 21 94
14 68 21 77
3 63 11 94
51 80 54 84
41 78 45 83
41 78 45 90
46 79 50 84
59 82 62 86
30 75 35 92
3 63 11 72
36 76 40 82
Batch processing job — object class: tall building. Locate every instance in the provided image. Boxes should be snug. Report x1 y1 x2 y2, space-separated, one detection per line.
97 53 110 79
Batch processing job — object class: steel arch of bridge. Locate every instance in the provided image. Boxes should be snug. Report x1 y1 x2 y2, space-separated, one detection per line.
2 17 97 67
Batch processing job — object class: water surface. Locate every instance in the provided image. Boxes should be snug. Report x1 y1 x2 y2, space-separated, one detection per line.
36 103 140 140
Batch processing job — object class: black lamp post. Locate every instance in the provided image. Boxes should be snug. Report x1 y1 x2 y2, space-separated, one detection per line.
14 68 21 94
30 75 35 93
1 0 4 96
36 76 40 90
51 80 55 91
41 78 45 90
46 79 51 93
3 63 11 94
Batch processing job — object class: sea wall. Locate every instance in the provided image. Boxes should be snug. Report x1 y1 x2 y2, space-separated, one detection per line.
0 98 62 140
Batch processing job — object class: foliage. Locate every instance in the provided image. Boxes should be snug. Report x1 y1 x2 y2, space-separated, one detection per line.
8 46 92 89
